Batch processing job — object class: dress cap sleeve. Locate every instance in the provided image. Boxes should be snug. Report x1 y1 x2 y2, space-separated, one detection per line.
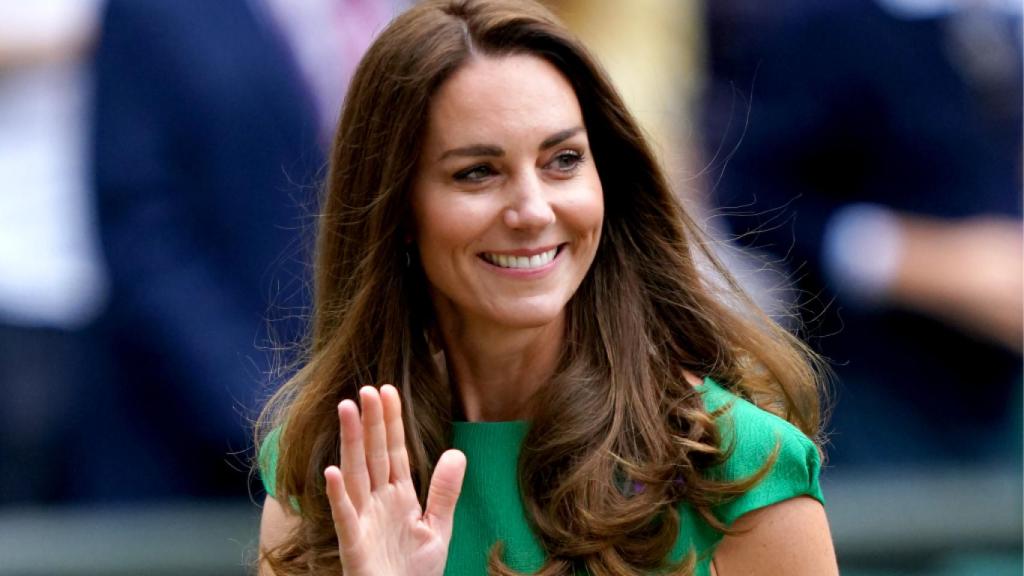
698 379 824 526
259 425 282 499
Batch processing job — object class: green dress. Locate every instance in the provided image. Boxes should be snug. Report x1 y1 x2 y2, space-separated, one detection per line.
260 379 824 575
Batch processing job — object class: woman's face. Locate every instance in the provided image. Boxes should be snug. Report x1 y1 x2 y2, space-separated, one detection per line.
411 54 604 332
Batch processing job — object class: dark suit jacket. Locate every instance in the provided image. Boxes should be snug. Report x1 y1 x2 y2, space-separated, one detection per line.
91 0 322 497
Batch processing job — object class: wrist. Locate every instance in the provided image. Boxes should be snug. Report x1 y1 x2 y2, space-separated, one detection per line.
822 203 905 306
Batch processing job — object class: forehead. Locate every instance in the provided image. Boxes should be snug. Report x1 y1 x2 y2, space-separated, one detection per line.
423 53 584 148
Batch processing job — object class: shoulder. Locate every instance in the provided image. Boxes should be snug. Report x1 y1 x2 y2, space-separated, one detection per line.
99 0 248 68
259 494 301 574
101 0 184 36
697 378 824 527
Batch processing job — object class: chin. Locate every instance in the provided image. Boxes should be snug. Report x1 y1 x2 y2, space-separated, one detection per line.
487 298 568 330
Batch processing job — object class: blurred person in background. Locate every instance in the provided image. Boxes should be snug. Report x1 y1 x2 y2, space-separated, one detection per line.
91 0 401 500
703 0 1022 467
0 1 109 504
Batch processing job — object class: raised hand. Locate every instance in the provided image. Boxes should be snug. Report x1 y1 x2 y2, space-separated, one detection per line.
324 385 466 576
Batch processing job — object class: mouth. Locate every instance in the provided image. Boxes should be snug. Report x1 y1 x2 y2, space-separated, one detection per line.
479 244 564 270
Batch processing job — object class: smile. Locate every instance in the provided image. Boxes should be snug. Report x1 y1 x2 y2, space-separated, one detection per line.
480 245 561 269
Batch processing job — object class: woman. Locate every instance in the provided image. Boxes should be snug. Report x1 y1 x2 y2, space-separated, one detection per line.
256 1 838 574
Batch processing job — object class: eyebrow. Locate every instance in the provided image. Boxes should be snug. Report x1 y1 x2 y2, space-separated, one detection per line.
437 126 585 161
540 126 584 150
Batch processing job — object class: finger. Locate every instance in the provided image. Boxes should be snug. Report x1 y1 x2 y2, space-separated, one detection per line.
359 386 389 489
380 384 411 483
324 466 361 555
338 400 371 512
423 449 467 541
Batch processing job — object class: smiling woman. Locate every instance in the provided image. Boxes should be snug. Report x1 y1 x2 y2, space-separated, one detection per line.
412 54 604 387
254 1 837 575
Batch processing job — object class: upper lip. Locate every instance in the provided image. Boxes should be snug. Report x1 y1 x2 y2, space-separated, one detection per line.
478 244 562 257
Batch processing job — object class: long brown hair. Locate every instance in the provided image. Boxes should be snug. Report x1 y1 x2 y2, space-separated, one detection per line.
256 1 826 574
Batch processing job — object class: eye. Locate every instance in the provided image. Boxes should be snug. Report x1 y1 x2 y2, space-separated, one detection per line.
453 164 497 182
547 150 584 174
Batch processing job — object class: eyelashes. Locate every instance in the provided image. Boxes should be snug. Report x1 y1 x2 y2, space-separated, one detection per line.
452 150 586 183
454 164 497 182
549 150 584 174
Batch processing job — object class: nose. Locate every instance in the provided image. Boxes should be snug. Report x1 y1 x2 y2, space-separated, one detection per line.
503 172 556 230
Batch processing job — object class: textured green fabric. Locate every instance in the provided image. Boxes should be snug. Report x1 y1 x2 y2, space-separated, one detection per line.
260 425 282 500
259 378 824 575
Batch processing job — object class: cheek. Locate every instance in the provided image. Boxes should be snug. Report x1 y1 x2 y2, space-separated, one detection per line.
565 178 604 240
414 218 462 300
586 192 605 233
414 193 488 268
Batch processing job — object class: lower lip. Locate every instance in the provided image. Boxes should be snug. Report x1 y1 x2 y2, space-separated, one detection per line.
478 245 564 278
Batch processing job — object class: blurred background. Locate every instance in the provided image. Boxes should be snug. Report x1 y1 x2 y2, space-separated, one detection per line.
0 0 1019 574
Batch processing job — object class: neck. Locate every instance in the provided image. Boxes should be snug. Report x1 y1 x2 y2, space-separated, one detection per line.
436 312 564 422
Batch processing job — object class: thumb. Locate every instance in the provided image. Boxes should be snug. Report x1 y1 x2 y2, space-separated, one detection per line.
424 449 467 540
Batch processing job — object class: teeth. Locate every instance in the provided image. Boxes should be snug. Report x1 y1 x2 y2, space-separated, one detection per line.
483 247 558 269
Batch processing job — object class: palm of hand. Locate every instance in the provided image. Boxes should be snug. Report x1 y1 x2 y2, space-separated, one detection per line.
325 385 466 576
341 481 448 575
